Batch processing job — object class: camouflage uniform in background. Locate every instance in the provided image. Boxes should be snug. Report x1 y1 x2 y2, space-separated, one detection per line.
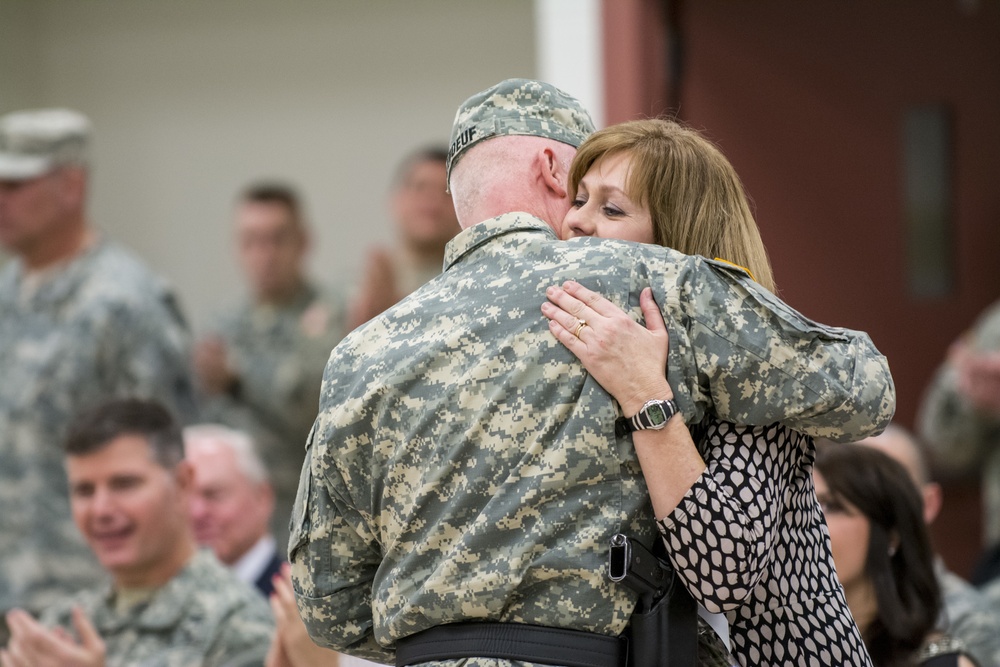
0 237 197 616
936 561 1000 667
199 283 346 547
40 550 274 667
919 299 1000 546
290 214 894 665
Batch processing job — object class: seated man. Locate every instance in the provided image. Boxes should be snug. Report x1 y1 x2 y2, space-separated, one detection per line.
185 424 283 597
0 399 273 667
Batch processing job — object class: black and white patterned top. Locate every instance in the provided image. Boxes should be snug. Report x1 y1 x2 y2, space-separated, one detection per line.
656 419 873 666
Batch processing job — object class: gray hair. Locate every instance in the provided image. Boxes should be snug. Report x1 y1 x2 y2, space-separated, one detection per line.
183 423 270 485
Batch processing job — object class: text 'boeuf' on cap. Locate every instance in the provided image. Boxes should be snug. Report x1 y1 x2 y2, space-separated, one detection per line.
446 78 595 189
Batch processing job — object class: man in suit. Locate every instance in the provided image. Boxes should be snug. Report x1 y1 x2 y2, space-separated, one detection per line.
185 424 283 597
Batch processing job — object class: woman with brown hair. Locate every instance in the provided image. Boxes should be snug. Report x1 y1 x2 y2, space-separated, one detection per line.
542 119 873 665
814 442 977 666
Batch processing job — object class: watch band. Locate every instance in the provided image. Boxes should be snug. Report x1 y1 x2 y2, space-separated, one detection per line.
614 398 679 437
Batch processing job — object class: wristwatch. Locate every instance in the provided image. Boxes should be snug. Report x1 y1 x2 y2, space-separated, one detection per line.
615 398 679 437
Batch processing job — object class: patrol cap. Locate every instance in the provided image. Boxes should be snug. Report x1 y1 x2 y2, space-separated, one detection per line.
447 78 595 187
0 108 91 181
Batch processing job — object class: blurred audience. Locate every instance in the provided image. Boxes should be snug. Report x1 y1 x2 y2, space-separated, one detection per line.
0 108 197 637
857 425 1000 667
814 441 978 666
919 299 1000 584
194 182 346 549
348 146 459 328
186 424 283 597
0 398 272 666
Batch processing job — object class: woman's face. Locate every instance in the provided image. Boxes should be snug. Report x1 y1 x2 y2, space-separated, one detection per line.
561 152 655 244
814 470 871 594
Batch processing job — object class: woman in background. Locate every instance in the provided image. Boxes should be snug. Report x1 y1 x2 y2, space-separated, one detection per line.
814 442 976 667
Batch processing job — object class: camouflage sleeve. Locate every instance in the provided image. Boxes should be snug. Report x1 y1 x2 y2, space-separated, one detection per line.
655 257 895 442
288 440 391 663
98 297 199 424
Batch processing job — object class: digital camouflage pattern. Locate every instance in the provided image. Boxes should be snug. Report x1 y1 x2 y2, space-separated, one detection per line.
919 299 1000 546
446 79 595 185
936 562 1000 667
290 214 895 665
39 550 274 667
0 238 198 615
199 283 346 547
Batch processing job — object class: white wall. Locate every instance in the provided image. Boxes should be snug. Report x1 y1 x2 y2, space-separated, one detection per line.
534 0 604 130
0 0 538 328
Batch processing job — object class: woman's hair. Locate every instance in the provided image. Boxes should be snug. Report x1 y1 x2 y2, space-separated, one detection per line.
569 119 776 293
814 442 941 667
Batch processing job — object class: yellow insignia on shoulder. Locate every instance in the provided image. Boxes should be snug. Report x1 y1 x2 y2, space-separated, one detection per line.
710 257 756 282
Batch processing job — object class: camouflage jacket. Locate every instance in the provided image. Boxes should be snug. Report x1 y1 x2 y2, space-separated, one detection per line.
290 214 895 664
0 238 197 614
40 550 274 667
937 561 1000 667
199 282 346 544
919 299 1000 545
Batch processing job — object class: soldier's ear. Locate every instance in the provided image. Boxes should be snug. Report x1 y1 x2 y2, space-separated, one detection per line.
55 165 87 212
173 459 195 493
536 146 568 200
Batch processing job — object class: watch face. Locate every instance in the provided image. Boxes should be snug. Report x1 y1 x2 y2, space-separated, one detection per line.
646 403 667 426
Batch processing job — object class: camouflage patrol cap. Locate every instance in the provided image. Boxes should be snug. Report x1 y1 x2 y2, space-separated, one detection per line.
447 78 595 187
0 108 90 181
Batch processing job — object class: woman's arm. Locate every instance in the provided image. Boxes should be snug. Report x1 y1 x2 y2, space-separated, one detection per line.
542 283 705 516
543 281 798 611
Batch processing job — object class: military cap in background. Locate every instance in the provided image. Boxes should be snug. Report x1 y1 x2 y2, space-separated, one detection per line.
0 108 90 180
446 78 595 186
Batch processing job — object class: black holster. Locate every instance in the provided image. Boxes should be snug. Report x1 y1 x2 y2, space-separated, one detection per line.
608 533 697 667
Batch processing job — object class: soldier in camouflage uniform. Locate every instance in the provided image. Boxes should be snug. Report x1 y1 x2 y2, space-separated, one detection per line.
0 109 197 630
919 299 1000 558
289 79 895 666
194 183 347 548
0 398 273 667
348 146 459 329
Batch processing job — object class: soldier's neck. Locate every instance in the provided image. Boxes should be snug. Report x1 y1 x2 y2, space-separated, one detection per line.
111 536 197 592
22 221 94 273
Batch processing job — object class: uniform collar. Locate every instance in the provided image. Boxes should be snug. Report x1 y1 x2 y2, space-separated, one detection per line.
443 213 557 272
91 550 209 633
5 234 109 308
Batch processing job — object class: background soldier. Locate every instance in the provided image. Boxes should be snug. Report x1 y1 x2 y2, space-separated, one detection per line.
0 108 197 637
348 146 459 329
920 299 1000 584
194 182 346 547
0 398 273 667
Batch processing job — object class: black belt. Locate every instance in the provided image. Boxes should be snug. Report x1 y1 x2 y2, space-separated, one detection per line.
395 622 627 667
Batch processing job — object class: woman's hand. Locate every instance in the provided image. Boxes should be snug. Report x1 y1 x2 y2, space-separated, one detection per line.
542 280 672 416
